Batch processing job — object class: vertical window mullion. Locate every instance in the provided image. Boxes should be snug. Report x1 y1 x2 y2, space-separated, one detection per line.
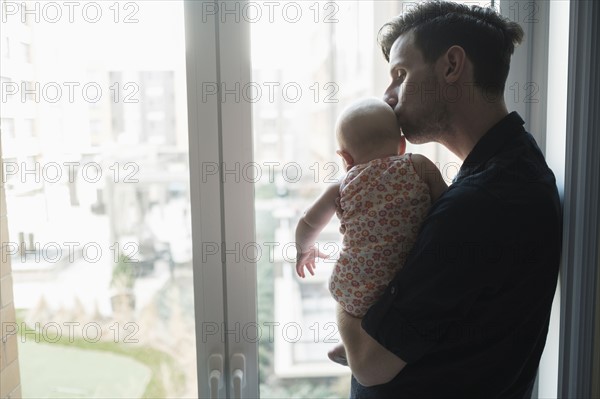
218 1 260 397
186 1 258 398
559 0 600 397
185 2 227 398
502 2 560 398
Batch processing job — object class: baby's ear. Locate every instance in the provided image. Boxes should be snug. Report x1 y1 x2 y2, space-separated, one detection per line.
398 135 407 155
336 150 354 171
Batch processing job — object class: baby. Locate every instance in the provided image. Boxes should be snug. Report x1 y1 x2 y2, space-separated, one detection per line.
295 97 447 362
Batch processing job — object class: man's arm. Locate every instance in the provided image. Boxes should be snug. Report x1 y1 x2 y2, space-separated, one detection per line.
295 182 340 277
336 304 406 386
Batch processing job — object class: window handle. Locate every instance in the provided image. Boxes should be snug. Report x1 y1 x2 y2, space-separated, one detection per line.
208 354 223 399
231 353 246 399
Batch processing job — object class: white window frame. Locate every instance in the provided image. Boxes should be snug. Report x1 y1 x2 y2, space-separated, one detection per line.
502 1 556 397
556 0 600 398
184 1 600 398
185 1 258 397
505 1 600 398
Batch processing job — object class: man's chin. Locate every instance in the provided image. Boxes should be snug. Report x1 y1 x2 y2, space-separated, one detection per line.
400 128 420 144
402 125 437 145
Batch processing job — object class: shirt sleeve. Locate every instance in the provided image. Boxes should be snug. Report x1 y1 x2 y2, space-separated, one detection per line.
361 184 506 363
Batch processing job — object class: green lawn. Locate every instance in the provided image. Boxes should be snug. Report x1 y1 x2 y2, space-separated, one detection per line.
15 288 188 399
19 341 151 398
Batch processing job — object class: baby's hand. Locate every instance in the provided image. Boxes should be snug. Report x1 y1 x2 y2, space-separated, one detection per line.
295 246 330 278
398 134 407 156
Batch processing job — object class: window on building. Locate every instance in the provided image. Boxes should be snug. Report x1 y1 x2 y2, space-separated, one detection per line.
1 118 15 139
1 2 197 397
1 36 9 59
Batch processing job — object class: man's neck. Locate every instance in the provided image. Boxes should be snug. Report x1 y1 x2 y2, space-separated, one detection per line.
440 100 509 161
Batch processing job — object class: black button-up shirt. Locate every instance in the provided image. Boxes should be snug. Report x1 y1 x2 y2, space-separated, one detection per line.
355 112 562 398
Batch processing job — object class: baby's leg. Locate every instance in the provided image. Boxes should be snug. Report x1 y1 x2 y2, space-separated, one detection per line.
328 344 348 366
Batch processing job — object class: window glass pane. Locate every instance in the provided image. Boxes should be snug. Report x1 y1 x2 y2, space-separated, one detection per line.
250 1 469 397
1 1 197 397
251 2 527 398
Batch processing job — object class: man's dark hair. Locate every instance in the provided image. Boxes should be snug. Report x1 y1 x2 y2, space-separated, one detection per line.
378 0 524 95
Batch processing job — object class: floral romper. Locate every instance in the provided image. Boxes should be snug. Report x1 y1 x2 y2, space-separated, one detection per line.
330 154 431 317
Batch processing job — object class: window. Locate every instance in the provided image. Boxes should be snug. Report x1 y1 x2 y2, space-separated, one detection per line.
186 0 572 397
17 42 30 63
2 1 593 398
21 119 34 137
1 118 15 139
1 36 9 59
249 1 494 396
1 2 197 397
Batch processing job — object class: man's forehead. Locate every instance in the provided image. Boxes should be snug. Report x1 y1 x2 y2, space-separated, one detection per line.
389 32 421 66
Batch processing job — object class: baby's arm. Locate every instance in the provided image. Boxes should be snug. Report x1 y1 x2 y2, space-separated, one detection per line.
410 154 448 202
295 182 341 278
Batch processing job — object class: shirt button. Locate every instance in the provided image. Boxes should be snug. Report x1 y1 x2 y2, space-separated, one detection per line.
390 286 396 295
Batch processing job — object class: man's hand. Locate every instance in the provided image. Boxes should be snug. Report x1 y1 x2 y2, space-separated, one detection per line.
336 304 407 386
327 343 348 366
295 246 329 278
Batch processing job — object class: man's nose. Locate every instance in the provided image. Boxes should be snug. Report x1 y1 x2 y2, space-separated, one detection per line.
383 85 398 107
383 93 398 108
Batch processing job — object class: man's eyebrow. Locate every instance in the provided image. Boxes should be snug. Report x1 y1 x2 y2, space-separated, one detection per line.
389 60 406 73
390 55 408 68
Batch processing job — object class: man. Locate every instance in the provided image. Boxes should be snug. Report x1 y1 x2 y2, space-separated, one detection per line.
334 1 562 398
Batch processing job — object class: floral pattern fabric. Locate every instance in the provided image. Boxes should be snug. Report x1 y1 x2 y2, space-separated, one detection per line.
330 154 431 317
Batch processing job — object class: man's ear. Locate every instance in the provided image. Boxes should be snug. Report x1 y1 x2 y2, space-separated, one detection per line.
442 45 467 84
336 150 355 171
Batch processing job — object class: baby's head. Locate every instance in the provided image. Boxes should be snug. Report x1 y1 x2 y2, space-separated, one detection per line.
335 98 404 167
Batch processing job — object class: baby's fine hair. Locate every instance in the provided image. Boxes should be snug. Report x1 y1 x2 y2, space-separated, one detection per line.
336 97 401 157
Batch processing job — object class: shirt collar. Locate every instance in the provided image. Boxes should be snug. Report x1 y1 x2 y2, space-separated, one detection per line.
453 112 526 183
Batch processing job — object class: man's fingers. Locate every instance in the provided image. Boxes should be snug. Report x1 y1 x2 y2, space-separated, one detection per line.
327 350 348 366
